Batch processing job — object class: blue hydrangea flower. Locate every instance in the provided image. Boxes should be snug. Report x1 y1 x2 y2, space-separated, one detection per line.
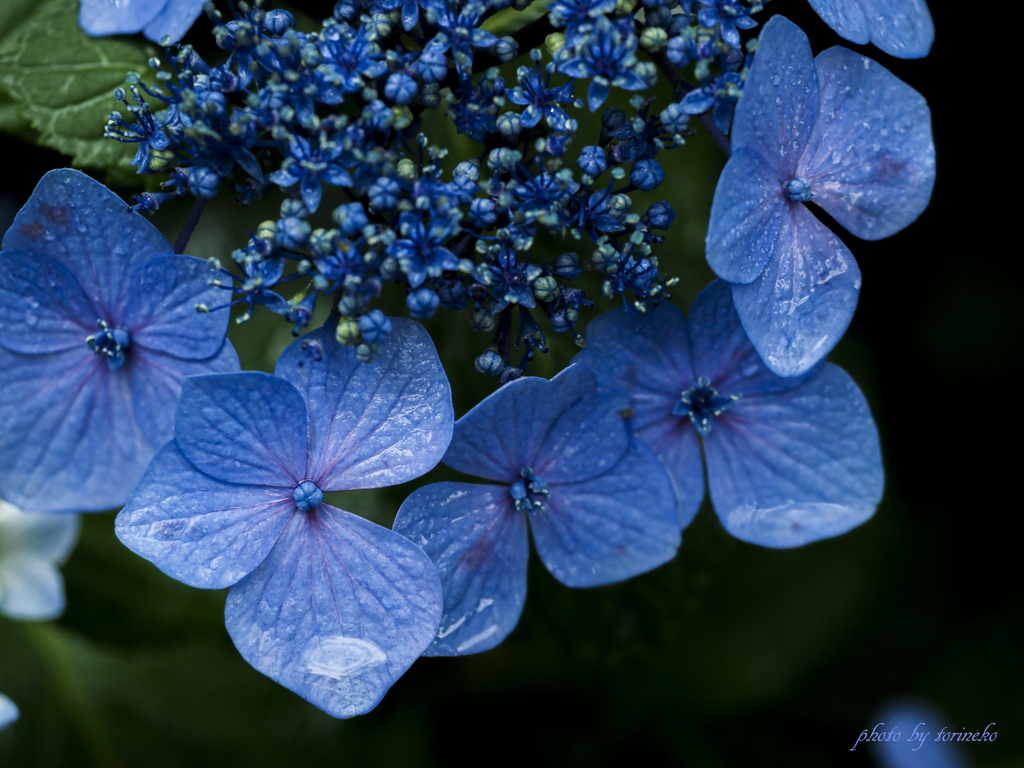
79 0 205 44
506 66 577 131
0 500 80 620
115 320 453 718
0 693 16 730
393 365 679 656
574 279 883 547
556 21 649 111
268 133 353 213
0 170 238 513
807 0 934 59
705 17 934 377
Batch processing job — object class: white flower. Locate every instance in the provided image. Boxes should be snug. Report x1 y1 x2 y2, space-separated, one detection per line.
0 500 79 620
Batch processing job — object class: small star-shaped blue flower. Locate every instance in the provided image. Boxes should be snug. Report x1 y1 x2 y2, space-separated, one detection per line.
0 169 238 513
393 365 679 656
115 320 453 718
574 279 884 548
705 16 935 377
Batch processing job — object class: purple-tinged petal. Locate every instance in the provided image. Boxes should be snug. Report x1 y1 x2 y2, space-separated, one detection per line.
142 0 206 43
731 205 861 377
704 364 882 548
116 442 296 589
443 366 597 483
276 321 452 492
2 170 172 321
78 0 166 35
393 482 527 656
806 0 870 45
731 16 819 178
175 372 308 488
124 255 230 360
0 251 95 354
225 504 442 718
798 46 935 240
530 442 680 587
533 393 630 485
705 147 788 285
688 279 813 395
127 341 239 449
859 0 934 59
0 346 154 513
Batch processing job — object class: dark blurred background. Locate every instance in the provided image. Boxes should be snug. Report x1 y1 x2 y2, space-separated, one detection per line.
0 1 1020 766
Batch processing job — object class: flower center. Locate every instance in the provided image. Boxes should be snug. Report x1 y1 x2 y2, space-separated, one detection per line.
509 468 549 511
85 320 130 371
672 377 740 436
785 177 813 203
293 480 324 511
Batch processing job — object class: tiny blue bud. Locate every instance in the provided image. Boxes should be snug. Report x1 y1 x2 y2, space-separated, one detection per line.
262 9 294 35
406 287 440 319
630 159 665 192
577 146 608 177
189 166 222 199
785 177 813 203
475 349 504 376
645 201 675 230
552 252 580 278
357 310 393 343
276 216 311 250
293 480 324 511
469 199 498 228
384 73 418 105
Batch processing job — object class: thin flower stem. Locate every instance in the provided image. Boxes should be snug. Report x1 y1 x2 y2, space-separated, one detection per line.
496 305 513 363
173 197 209 254
651 52 733 157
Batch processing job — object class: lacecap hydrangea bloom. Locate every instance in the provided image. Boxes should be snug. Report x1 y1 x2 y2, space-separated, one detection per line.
116 320 453 717
574 279 883 548
393 365 678 656
79 0 205 44
705 16 934 376
0 169 237 513
0 499 79 620
807 0 934 59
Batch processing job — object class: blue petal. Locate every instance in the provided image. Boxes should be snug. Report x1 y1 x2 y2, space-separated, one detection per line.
688 279 812 395
587 79 610 112
123 255 229 360
268 168 301 188
393 482 527 656
78 0 166 35
731 204 861 377
731 16 819 178
0 346 156 512
0 250 95 354
0 694 17 729
142 0 206 43
275 320 453 491
806 0 870 44
2 170 171 320
869 699 971 768
175 372 308 488
573 304 704 527
704 364 882 548
799 46 935 240
127 341 240 449
705 147 788 284
533 392 631 484
225 504 442 718
301 178 323 214
443 365 597 483
116 441 296 589
859 0 934 59
530 442 680 587
0 501 80 620
401 2 419 31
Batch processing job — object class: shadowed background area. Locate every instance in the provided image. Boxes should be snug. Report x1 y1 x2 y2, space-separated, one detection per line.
0 1 1019 766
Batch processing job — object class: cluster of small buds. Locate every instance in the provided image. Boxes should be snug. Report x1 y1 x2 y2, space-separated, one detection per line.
105 0 766 373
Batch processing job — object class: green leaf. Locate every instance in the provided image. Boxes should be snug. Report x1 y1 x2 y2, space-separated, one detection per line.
481 0 550 38
0 0 156 175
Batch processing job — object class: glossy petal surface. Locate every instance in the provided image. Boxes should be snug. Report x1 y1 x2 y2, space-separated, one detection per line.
225 505 442 718
394 482 528 656
0 251 94 354
705 148 788 285
142 0 206 43
78 0 166 35
730 16 819 178
704 364 882 547
533 393 630 485
276 321 452 491
175 373 308 488
808 0 934 58
116 442 296 590
806 0 869 44
530 443 680 587
0 501 80 620
124 255 230 360
799 46 935 240
0 346 154 513
444 366 598 482
2 170 171 319
731 205 861 377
